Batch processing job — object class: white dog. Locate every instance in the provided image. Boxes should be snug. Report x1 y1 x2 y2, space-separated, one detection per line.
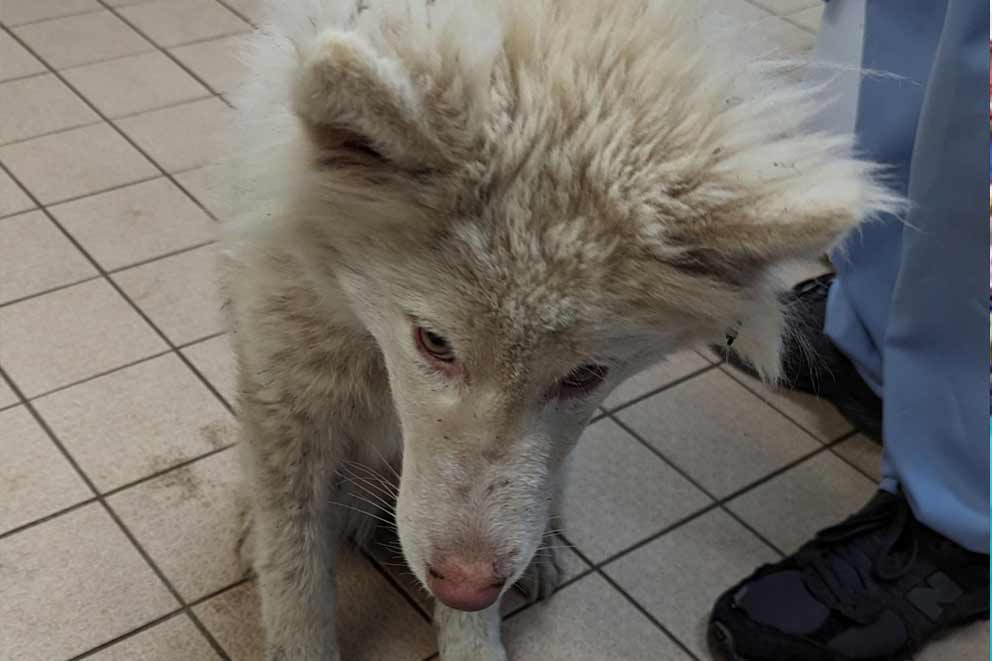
219 1 897 658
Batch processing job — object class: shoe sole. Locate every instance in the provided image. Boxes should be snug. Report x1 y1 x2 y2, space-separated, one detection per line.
708 611 991 661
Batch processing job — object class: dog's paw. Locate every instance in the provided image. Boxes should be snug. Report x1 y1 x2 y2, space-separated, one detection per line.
515 547 564 604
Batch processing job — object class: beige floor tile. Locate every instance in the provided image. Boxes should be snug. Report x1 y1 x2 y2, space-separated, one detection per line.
720 367 852 442
86 614 221 661
181 334 236 405
616 370 820 498
0 0 101 27
834 434 882 482
114 244 224 345
174 165 230 219
14 11 154 69
195 550 436 661
501 544 591 616
605 509 778 657
108 447 243 600
0 504 177 660
0 375 17 409
0 31 45 82
706 0 815 57
0 210 96 304
0 122 159 204
749 0 819 16
0 168 34 218
504 573 691 661
0 74 98 144
64 51 210 118
562 418 712 562
788 5 825 32
917 620 990 661
219 0 263 24
175 163 272 222
728 452 876 552
0 278 166 397
602 351 711 411
171 34 250 95
35 354 237 492
117 97 232 172
0 406 91 534
51 178 216 271
119 0 249 48
759 15 816 55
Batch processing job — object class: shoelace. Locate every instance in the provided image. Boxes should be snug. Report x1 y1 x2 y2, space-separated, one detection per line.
803 496 920 622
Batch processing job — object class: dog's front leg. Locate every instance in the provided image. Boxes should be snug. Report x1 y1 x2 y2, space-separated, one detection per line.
253 503 341 661
242 411 343 661
435 602 507 661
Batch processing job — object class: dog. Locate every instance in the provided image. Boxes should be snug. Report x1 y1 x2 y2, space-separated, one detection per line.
218 1 898 658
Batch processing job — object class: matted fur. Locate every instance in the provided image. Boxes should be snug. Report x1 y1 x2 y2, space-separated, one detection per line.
219 2 899 659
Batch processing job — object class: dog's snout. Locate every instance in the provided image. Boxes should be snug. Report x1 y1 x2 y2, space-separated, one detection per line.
426 557 507 612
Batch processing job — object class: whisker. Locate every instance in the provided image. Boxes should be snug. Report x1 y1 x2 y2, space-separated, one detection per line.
328 501 396 529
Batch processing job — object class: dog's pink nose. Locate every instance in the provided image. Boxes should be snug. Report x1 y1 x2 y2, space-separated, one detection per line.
426 558 506 611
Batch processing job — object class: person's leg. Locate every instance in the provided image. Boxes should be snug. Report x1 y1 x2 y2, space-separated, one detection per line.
822 0 948 396
878 0 990 553
708 3 990 659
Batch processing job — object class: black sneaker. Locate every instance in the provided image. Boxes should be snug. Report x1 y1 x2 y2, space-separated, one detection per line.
709 491 990 661
717 273 884 442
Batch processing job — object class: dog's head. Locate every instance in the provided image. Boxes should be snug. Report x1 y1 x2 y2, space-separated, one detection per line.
240 0 897 611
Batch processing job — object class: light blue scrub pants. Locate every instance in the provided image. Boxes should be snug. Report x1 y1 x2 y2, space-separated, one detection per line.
811 0 989 553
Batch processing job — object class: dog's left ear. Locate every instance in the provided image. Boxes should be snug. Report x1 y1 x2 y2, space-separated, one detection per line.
657 149 899 381
291 29 471 174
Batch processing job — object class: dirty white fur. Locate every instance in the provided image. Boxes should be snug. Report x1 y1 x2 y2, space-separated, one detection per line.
219 1 899 659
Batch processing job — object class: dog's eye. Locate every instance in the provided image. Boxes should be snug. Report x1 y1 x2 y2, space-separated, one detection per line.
415 327 455 363
558 364 608 397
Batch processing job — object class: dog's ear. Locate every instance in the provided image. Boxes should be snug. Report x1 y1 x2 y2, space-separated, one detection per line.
291 30 450 173
653 143 900 381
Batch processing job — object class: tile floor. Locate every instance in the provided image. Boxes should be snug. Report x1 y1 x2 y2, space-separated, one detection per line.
0 1 987 660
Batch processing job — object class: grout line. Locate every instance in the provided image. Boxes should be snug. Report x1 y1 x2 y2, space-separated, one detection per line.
716 364 853 445
610 411 857 551
0 70 51 85
18 330 226 403
0 364 231 661
95 0 241 109
0 239 217 315
0 117 105 149
360 547 434 624
106 239 218 274
0 275 104 310
212 0 258 29
826 441 882 485
596 566 703 661
167 26 255 51
2 7 107 29
0 438 237 542
41 173 165 208
0 31 234 415
188 575 254 608
0 26 224 225
0 497 98 542
102 442 238 498
65 609 187 661
0 207 39 222
108 92 219 121
780 14 817 35
599 362 720 417
555 534 703 661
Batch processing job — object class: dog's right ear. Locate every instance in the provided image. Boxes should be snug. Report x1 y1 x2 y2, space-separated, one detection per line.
291 30 448 174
